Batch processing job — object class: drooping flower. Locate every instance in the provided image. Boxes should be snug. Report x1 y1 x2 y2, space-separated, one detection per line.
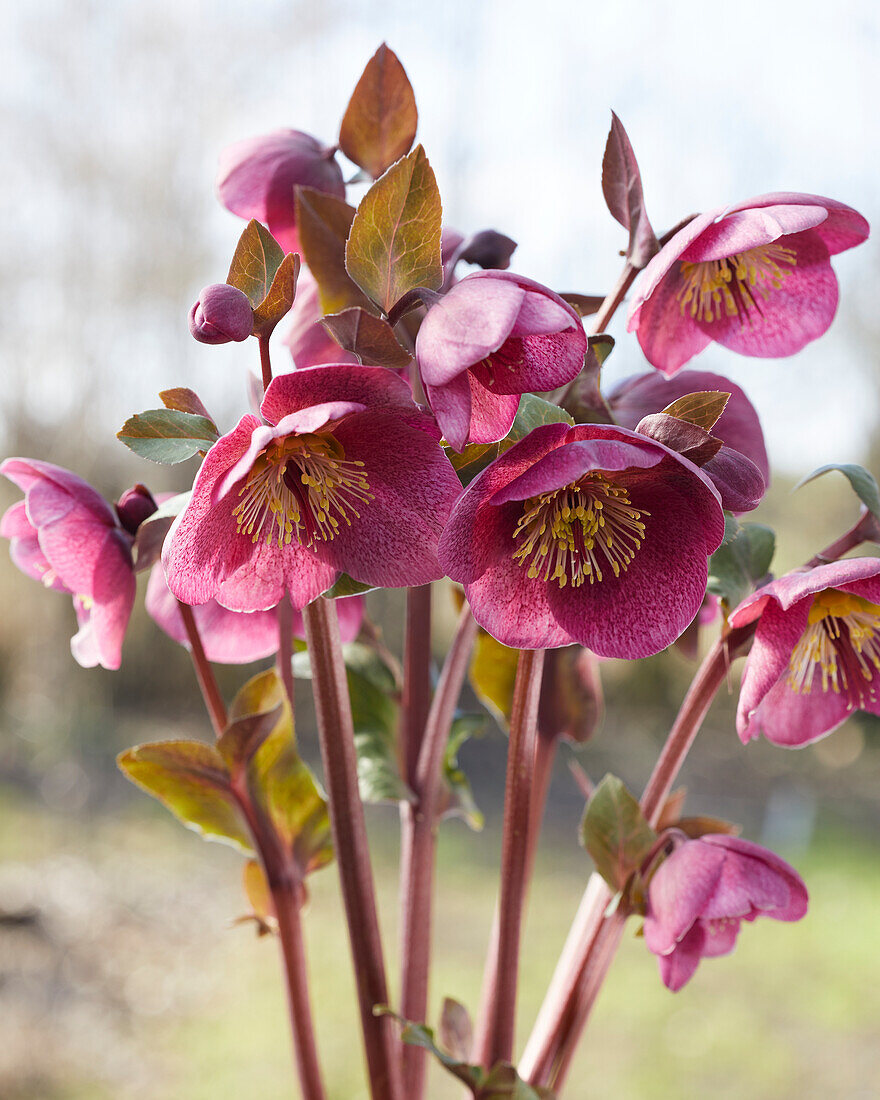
729 558 880 746
643 834 808 991
627 194 869 376
189 283 254 345
415 271 588 451
607 368 769 485
163 365 462 612
438 422 725 655
0 459 139 670
216 130 345 254
145 566 365 663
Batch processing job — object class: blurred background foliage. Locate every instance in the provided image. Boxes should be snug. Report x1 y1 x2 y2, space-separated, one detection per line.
1 0 880 1097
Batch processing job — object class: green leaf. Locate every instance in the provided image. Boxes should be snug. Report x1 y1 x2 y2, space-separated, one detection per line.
707 517 776 609
252 252 301 338
294 188 373 315
441 715 485 830
338 43 418 179
345 144 443 314
469 631 519 729
581 774 657 892
376 1008 556 1098
117 409 219 464
219 668 286 774
226 219 285 308
661 391 730 432
321 307 412 367
450 395 574 485
346 644 410 804
794 462 880 520
117 741 252 853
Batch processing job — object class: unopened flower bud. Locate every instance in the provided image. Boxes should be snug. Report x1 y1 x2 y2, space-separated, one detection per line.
189 284 253 344
115 484 158 535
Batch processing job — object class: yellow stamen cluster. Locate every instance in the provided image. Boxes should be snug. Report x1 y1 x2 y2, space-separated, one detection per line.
232 432 372 549
678 243 797 324
512 473 648 588
788 589 880 706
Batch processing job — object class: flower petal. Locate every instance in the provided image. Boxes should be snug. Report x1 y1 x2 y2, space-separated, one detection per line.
260 364 415 425
629 263 713 376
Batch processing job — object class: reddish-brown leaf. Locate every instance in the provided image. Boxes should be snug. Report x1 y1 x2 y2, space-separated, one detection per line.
601 112 659 268
339 43 418 179
252 252 300 338
321 307 411 368
294 187 374 315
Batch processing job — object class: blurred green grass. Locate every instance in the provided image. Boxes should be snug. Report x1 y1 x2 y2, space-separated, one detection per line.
2 792 878 1099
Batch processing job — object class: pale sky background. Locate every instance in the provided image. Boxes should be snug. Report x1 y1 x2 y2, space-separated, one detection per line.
1 0 878 477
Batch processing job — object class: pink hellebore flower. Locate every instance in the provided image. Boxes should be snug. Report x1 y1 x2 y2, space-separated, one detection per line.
0 459 137 670
730 558 880 747
415 271 588 451
438 422 725 656
216 129 345 254
146 566 365 663
644 834 808 991
627 193 869 376
163 365 462 612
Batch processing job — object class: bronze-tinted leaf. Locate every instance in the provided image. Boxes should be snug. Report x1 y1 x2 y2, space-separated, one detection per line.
581 774 657 892
118 740 252 853
226 219 285 308
559 293 605 317
601 112 659 269
252 252 301 338
469 631 519 730
132 491 191 572
661 390 730 432
159 387 216 425
294 187 373 315
339 43 418 179
321 307 411 367
345 144 443 314
635 412 723 465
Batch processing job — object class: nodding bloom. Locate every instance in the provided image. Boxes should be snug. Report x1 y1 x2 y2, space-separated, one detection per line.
415 271 588 451
730 558 880 747
606 368 770 486
0 459 139 670
644 834 808 991
627 193 869 376
216 130 345 254
145 566 365 664
163 365 462 612
438 422 725 656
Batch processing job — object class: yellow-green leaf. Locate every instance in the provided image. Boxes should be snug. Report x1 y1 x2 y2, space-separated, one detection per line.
345 144 442 314
226 219 285 308
661 390 730 432
252 252 301 338
117 741 252 853
469 631 519 729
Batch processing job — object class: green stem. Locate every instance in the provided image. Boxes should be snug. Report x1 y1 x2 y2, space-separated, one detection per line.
398 606 478 1100
481 648 546 1069
302 597 403 1100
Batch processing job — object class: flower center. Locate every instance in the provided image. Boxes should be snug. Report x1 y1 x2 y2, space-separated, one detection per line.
788 589 880 707
677 243 797 324
232 432 372 549
512 473 648 588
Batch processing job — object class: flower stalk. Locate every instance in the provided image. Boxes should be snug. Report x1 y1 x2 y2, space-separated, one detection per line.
302 596 403 1100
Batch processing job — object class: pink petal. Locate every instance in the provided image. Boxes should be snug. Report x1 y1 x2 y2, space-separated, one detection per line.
680 205 829 263
2 458 118 529
731 558 880 621
415 276 525 386
645 842 726 951
630 263 713 376
466 377 522 446
702 230 838 359
425 373 474 452
736 598 810 743
260 364 415 425
325 410 462 588
657 925 706 991
697 917 740 958
469 328 587 395
725 192 869 256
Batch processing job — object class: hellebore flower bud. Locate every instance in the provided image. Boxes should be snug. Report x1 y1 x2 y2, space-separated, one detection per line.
189 283 253 344
115 483 158 535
